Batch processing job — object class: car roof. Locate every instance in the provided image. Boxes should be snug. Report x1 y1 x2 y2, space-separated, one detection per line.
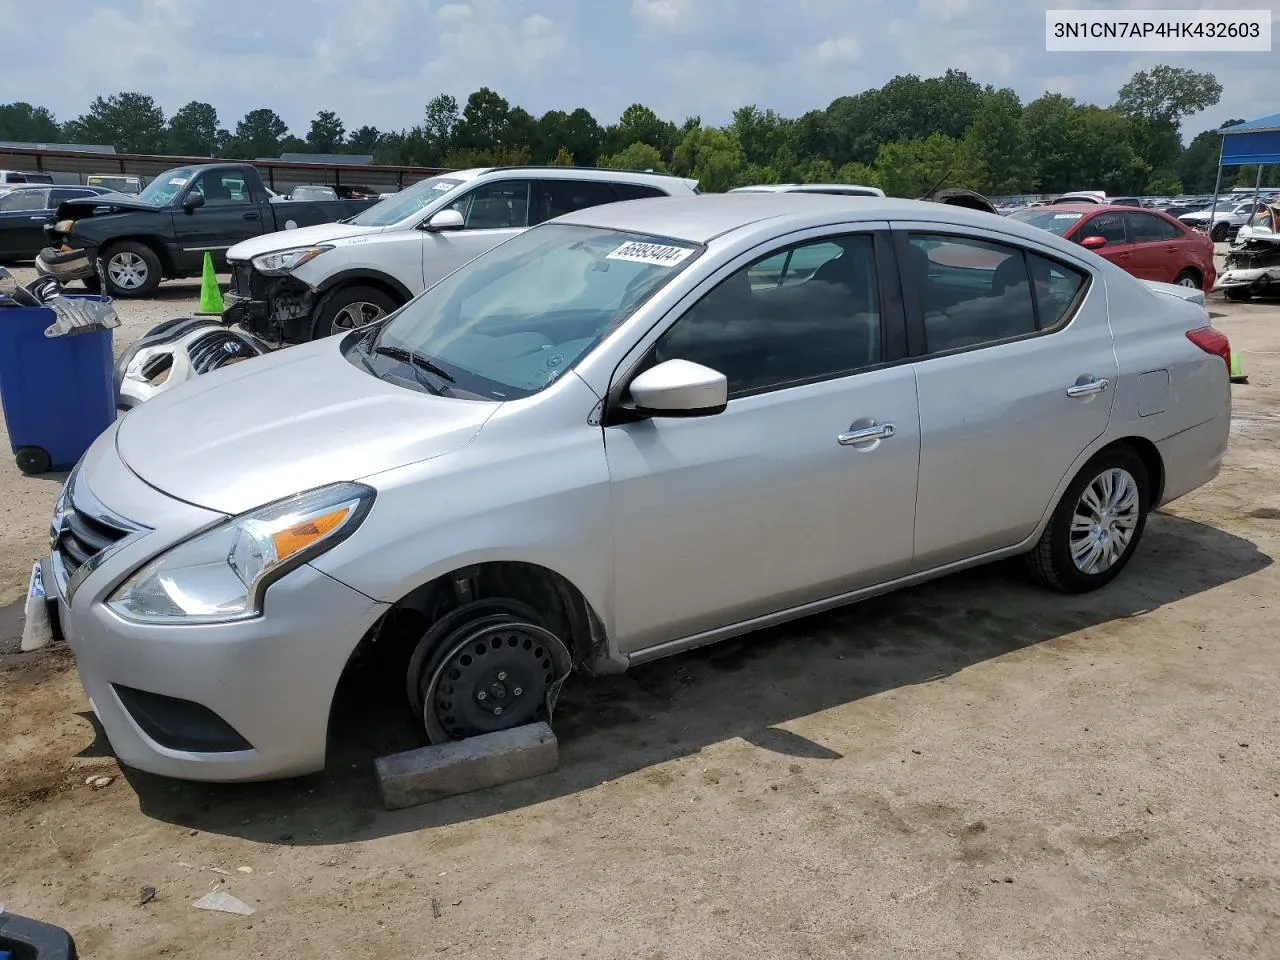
557 193 1059 245
465 165 697 190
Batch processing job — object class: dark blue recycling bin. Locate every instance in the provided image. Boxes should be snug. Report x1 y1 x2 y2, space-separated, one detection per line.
0 299 115 475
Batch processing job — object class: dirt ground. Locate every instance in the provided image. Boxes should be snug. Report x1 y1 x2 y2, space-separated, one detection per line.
2 264 1280 959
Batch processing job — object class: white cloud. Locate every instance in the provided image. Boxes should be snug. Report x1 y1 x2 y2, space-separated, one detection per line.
814 37 861 65
630 0 693 29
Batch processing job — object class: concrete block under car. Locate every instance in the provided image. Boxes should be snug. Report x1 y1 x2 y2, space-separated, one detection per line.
375 722 558 810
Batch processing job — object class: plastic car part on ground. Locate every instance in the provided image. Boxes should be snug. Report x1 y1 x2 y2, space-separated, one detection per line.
114 316 271 411
0 908 79 959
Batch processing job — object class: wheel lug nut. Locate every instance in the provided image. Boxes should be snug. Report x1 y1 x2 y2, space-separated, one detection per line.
477 691 487 701
498 671 507 681
513 687 522 697
494 706 503 716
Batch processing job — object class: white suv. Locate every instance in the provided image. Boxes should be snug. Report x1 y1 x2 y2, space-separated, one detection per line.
224 166 700 343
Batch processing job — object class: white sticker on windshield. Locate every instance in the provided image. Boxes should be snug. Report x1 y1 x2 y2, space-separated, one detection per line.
168 177 188 186
606 241 693 266
1053 213 1083 220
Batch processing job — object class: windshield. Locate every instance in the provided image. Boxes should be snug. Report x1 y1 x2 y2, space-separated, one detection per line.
348 176 464 227
137 167 198 206
1009 209 1084 236
367 224 700 399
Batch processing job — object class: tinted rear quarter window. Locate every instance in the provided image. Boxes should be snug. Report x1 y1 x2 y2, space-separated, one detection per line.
1123 212 1180 242
612 183 668 201
534 179 624 223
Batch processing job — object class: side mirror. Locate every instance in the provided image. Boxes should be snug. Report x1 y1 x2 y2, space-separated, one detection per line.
1080 235 1107 250
182 192 205 212
423 209 464 232
628 359 727 418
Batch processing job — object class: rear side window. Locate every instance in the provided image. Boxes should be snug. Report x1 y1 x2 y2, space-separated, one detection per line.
611 183 668 201
906 235 1036 352
1080 212 1127 245
0 189 48 211
1123 212 1180 242
50 188 96 204
532 179 621 223
1026 253 1086 329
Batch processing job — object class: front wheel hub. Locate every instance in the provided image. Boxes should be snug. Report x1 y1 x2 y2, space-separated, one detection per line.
421 620 571 743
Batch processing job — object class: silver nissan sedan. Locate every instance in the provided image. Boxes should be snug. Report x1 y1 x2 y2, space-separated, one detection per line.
45 194 1231 781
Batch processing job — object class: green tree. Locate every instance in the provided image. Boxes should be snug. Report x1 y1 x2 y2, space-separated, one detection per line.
67 92 166 153
1022 93 1077 193
1065 106 1149 194
834 161 879 187
551 146 574 166
347 125 381 154
873 133 975 197
670 127 744 192
537 108 602 165
0 102 61 142
454 88 511 152
167 101 219 155
730 106 795 168
1145 171 1183 195
598 141 665 171
231 108 289 158
423 94 459 162
1116 65 1222 175
604 103 678 158
306 110 346 153
505 106 539 158
962 87 1029 194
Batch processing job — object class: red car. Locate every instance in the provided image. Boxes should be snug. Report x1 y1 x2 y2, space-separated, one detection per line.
1010 203 1216 292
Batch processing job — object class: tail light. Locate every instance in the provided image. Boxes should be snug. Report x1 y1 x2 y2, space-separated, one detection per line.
1187 326 1231 368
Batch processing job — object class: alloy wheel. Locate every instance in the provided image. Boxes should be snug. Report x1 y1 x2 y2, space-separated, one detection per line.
329 301 386 335
107 251 148 290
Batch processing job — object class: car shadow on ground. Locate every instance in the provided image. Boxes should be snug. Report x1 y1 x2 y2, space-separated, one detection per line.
120 511 1271 844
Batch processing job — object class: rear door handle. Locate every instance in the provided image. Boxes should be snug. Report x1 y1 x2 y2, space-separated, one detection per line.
243 212 260 221
838 422 896 445
1066 377 1110 398
29 215 47 221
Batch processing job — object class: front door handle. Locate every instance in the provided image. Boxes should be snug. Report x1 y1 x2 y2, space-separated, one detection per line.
29 215 48 221
1066 377 1110 398
243 212 260 221
838 422 896 446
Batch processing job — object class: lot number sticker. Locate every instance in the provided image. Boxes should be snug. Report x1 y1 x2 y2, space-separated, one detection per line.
607 241 694 266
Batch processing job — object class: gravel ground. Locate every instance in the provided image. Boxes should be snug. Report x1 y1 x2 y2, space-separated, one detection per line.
2 259 1280 959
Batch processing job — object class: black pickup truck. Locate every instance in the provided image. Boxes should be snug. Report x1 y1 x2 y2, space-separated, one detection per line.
36 162 376 297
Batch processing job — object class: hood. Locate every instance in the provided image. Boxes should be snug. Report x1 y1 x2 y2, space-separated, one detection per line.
115 338 499 514
54 191 158 217
1142 278 1205 307
227 221 385 262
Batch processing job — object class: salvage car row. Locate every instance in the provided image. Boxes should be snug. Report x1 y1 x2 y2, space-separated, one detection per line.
40 188 1233 783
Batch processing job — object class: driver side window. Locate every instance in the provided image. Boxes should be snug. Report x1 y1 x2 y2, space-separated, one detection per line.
187 171 251 206
654 234 882 398
446 180 531 229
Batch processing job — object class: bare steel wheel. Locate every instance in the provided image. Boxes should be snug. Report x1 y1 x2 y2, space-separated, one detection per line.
1024 445 1150 593
1069 467 1141 575
415 617 572 743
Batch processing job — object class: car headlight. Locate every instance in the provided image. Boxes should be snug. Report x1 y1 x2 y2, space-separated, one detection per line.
107 482 374 624
251 245 333 276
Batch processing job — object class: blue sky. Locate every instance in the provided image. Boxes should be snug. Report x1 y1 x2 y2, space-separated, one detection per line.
3 0 1276 139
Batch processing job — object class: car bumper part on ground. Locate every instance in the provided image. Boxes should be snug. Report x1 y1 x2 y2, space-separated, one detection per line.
35 245 96 282
47 429 389 782
1215 266 1280 292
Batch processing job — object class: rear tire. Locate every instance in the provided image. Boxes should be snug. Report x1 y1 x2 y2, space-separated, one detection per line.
311 285 399 341
1173 269 1201 290
1224 287 1253 302
1024 446 1150 594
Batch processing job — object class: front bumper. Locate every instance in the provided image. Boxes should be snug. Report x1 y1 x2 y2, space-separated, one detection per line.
50 429 389 782
35 245 97 282
1215 266 1280 291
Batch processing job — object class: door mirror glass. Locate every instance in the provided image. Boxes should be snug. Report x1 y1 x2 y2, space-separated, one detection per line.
629 359 727 418
424 208 464 232
1080 235 1107 249
182 192 205 212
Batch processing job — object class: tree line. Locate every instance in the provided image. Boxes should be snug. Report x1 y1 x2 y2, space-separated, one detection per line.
1 66 1272 196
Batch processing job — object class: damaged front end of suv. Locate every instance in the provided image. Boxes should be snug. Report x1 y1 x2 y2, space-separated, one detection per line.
1216 206 1280 302
223 259 322 345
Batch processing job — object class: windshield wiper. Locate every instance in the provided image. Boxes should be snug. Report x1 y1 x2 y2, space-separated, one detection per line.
372 344 455 395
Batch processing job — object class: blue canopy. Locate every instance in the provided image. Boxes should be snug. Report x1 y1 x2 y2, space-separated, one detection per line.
1218 112 1280 166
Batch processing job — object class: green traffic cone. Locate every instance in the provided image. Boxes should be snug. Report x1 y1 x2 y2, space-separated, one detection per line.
1229 350 1248 384
196 251 225 316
